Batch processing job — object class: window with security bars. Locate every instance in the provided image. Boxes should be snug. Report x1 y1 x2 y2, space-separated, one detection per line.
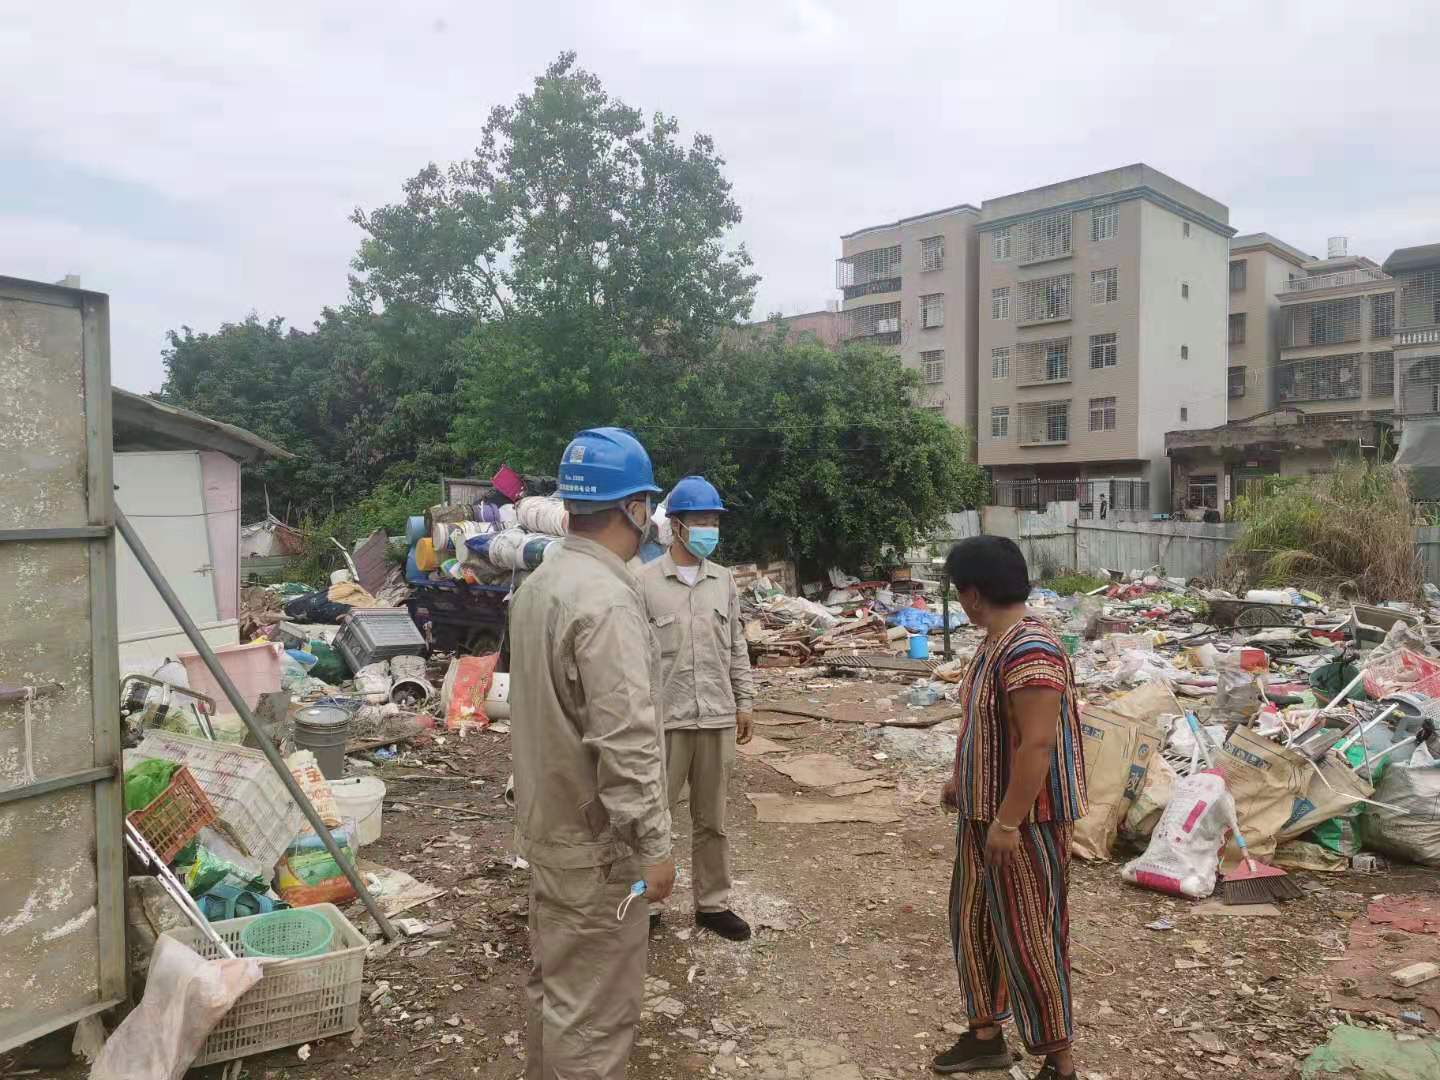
992 287 1010 320
991 347 1011 379
1017 211 1072 264
991 229 1012 261
1229 366 1247 398
1229 313 1246 345
1400 356 1440 416
835 245 902 289
1229 260 1247 292
1371 351 1395 396
1016 338 1072 385
1286 297 1362 347
991 406 1010 439
1091 204 1118 242
1397 270 1440 329
1016 274 1072 324
1089 332 1117 369
1371 293 1395 338
921 349 945 384
1188 475 1219 510
1276 354 1362 402
1090 268 1118 304
921 236 945 272
1088 396 1117 432
842 301 902 340
920 293 945 329
1019 400 1070 445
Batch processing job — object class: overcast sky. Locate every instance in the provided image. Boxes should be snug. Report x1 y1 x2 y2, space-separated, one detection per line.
3 2 1436 390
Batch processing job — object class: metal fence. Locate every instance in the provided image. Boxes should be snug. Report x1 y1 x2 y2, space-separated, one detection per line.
991 479 1150 513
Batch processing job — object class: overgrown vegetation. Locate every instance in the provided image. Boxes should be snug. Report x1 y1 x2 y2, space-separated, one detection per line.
1035 573 1107 596
1221 463 1421 601
159 53 985 573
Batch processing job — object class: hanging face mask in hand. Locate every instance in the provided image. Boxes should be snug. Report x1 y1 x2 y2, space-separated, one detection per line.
683 525 719 559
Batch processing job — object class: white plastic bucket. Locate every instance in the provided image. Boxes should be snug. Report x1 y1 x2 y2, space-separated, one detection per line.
328 776 386 847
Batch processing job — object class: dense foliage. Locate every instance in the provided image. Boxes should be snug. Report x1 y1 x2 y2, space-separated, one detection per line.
1222 463 1420 601
159 53 986 574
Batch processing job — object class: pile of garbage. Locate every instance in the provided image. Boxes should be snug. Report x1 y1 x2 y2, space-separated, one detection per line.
1021 570 1440 897
405 466 562 589
741 567 964 667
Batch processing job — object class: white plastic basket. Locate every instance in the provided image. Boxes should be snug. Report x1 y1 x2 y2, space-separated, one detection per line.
135 730 303 870
160 903 366 1066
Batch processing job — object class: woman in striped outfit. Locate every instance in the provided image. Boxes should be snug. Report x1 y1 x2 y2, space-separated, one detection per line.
935 535 1087 1080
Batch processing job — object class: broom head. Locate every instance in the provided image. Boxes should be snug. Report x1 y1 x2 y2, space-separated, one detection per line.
1222 858 1304 904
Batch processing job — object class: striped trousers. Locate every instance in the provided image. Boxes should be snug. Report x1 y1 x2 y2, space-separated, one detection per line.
948 820 1075 1055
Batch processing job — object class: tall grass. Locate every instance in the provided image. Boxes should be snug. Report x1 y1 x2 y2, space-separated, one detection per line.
1221 463 1421 601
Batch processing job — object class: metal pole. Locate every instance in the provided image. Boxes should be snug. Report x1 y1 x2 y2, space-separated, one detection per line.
941 571 953 661
115 509 398 941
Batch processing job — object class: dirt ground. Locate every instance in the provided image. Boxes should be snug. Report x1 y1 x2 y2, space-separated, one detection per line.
13 668 1440 1080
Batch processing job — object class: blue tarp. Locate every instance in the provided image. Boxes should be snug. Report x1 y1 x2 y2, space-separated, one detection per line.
887 607 967 633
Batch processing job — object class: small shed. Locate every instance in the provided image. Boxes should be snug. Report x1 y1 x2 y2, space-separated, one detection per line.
111 389 290 665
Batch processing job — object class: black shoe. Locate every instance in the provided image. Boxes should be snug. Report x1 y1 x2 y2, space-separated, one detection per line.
1032 1063 1076 1080
696 910 751 941
931 1031 1013 1074
649 910 662 934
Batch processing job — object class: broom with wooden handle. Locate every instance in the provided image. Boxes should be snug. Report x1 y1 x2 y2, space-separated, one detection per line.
1172 691 1304 904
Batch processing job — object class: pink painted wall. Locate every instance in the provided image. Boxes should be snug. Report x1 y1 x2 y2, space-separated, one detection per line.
199 451 241 622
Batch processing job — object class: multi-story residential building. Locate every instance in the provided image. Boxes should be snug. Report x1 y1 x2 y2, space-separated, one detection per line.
1226 233 1312 420
975 164 1233 512
1272 243 1394 424
836 205 980 433
1386 244 1440 417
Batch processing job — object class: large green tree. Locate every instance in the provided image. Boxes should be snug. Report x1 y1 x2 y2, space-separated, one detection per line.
159 303 468 519
350 51 757 351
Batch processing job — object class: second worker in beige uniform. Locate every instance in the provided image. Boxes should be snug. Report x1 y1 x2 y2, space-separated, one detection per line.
637 475 756 942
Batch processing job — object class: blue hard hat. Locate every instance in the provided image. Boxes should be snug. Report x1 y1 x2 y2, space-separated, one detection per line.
556 427 662 502
667 475 726 514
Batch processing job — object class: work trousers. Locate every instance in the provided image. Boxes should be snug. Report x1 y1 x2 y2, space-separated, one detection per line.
526 857 648 1080
664 727 735 913
949 819 1076 1055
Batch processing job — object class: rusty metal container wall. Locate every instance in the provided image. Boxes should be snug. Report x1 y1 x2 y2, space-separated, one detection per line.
0 277 126 1052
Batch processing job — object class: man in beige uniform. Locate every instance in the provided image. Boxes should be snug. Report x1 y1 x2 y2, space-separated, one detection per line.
638 475 756 942
510 427 675 1080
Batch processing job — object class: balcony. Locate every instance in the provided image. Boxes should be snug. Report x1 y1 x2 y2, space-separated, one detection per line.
836 245 902 302
1395 326 1440 348
1017 400 1071 446
1275 354 1362 404
1016 211 1073 266
841 301 902 345
1281 268 1390 294
1398 355 1440 416
1015 274 1073 327
1016 338 1072 387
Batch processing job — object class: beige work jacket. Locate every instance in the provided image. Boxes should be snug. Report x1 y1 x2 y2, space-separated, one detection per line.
509 536 671 869
637 552 755 731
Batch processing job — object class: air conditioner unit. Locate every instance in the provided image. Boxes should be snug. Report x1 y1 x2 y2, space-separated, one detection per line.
876 318 899 333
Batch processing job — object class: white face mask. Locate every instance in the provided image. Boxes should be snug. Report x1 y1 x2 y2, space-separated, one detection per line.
623 498 657 551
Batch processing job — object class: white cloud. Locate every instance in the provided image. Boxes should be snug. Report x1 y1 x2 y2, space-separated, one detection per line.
0 0 1436 388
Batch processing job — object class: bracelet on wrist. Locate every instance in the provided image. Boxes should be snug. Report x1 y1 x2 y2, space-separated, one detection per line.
994 818 1020 833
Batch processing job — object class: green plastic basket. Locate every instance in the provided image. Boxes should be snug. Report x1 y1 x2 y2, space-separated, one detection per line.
239 907 335 959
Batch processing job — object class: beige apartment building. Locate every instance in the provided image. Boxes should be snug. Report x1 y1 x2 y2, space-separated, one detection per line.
1226 233 1312 420
1273 245 1395 423
975 165 1233 511
836 205 980 434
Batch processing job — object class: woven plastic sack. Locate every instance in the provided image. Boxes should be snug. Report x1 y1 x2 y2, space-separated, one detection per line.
1122 769 1232 899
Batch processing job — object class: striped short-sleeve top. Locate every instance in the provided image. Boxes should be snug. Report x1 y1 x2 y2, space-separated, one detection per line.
951 617 1088 823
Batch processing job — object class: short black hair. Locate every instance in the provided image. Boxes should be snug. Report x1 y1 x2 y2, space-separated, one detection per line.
944 535 1030 605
